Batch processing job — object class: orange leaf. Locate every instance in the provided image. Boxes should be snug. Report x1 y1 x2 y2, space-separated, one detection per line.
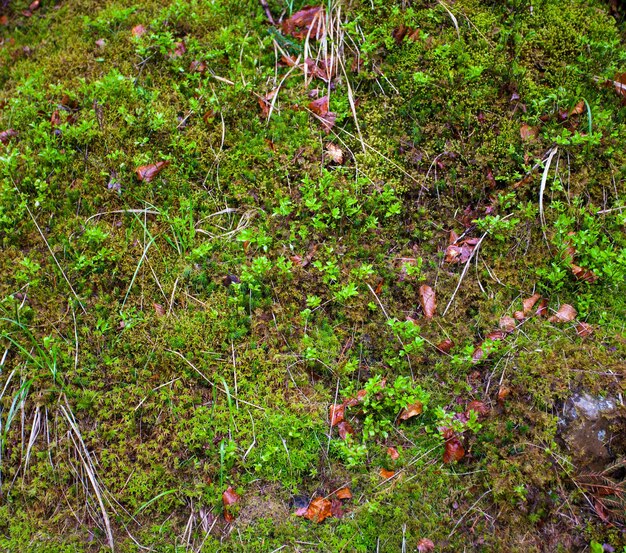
379 468 395 479
329 404 345 427
418 284 436 319
442 430 465 463
569 100 585 116
335 487 352 500
548 304 577 323
135 161 170 182
522 293 541 314
222 486 240 507
435 338 454 354
497 386 510 405
399 402 423 421
386 447 400 460
303 496 333 523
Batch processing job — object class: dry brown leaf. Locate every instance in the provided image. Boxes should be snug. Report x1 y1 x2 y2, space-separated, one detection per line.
612 72 626 103
417 538 435 553
386 447 400 460
499 316 516 333
471 346 484 363
303 496 333 523
379 468 395 480
520 123 538 141
337 421 354 440
169 41 186 58
325 142 344 164
222 486 240 507
281 6 324 40
335 487 352 500
399 402 423 421
466 400 490 418
569 100 585 116
153 303 165 317
442 428 465 463
497 386 510 405
258 89 276 118
330 498 344 518
418 284 436 319
576 321 594 337
548 304 577 323
571 264 598 283
435 338 454 354
522 293 541 314
308 95 329 116
535 298 549 317
329 404 345 427
485 330 507 342
135 161 170 182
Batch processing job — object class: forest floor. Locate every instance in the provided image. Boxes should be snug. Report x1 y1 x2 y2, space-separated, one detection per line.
0 0 625 551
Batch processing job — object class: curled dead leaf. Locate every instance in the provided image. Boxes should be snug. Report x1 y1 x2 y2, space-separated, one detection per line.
281 5 324 40
379 468 395 480
329 404 345 427
497 386 510 405
536 298 549 317
571 264 598 283
399 402 423 421
576 321 594 337
387 447 400 460
258 89 277 119
222 486 240 507
520 123 539 141
441 428 465 463
499 316 516 333
303 496 333 523
335 487 352 500
325 142 344 164
435 338 454 354
418 284 436 319
466 400 490 419
485 330 507 342
522 293 541 314
337 421 354 440
548 304 577 323
417 538 435 553
135 161 170 182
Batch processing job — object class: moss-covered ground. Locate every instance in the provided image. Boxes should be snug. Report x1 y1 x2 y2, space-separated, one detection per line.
1 0 625 550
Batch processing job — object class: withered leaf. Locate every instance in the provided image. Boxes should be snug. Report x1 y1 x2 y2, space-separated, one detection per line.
281 6 324 40
485 330 507 342
471 346 484 363
330 498 344 518
0 129 18 145
520 123 538 141
571 264 598 283
325 142 344 164
258 89 277 119
344 389 366 407
435 338 454 354
576 321 594 337
50 110 61 128
153 303 165 317
399 402 423 421
522 293 541 314
499 316 516 333
169 41 186 58
329 403 345 427
379 468 395 480
303 496 333 523
418 284 436 319
536 298 549 317
135 161 170 182
337 421 354 440
548 304 577 323
308 95 329 116
387 447 400 460
335 487 352 500
466 400 490 418
222 486 240 507
497 386 510 405
441 428 465 463
570 100 585 116
417 538 435 553
611 72 626 103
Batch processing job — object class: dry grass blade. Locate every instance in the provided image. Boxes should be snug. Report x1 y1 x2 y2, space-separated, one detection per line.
539 146 558 245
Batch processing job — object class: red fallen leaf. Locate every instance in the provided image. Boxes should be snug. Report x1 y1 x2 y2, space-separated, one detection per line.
520 123 538 141
224 510 235 523
375 279 384 295
222 486 240 507
303 496 333 523
417 538 435 553
258 89 277 119
335 487 352 500
190 60 207 73
135 161 170 182
548 304 577 323
153 303 165 317
435 338 454 354
379 468 395 479
466 400 490 418
499 316 516 333
444 236 478 264
418 284 436 319
407 28 421 41
392 25 409 45
576 322 594 337
337 421 354 440
485 330 507 342
329 404 345 427
50 110 61 128
345 389 367 407
281 5 324 40
471 346 484 363
399 402 423 421
497 386 510 405
441 428 465 463
387 447 400 460
0 129 18 145
169 41 186 58
330 498 344 518
131 24 146 38
513 310 525 321
571 264 598 283
449 230 459 244
0 15 8 26
309 95 329 116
